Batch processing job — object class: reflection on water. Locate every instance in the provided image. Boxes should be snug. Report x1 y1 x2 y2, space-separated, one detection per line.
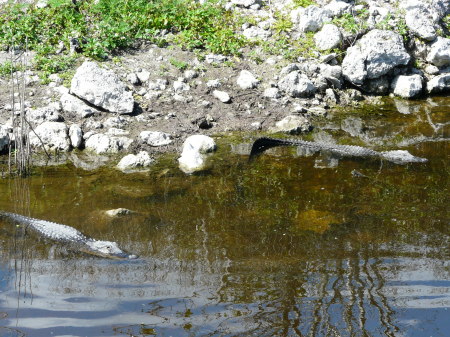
0 98 449 336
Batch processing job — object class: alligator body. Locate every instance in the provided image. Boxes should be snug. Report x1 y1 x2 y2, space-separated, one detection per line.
0 211 137 259
250 137 428 164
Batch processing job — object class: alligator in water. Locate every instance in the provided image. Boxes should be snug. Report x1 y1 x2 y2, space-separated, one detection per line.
249 137 428 164
0 211 138 259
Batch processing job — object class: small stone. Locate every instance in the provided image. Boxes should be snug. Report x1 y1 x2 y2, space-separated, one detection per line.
236 70 259 90
184 70 198 80
213 90 231 103
270 115 312 134
207 79 221 88
127 73 140 85
263 87 281 99
136 69 150 83
105 208 133 217
140 131 172 146
69 124 83 148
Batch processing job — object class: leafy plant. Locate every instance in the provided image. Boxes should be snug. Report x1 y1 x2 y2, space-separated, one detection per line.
332 10 369 34
169 57 188 71
293 0 315 8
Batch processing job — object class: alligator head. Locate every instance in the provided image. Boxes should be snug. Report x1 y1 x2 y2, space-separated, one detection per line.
85 239 138 259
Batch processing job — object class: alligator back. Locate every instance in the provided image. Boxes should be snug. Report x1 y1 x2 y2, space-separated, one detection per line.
0 211 137 259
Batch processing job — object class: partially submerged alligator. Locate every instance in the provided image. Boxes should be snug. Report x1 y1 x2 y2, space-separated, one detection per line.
0 211 138 259
249 137 428 164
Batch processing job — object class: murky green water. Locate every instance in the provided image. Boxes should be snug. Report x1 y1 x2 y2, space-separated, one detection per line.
0 98 449 336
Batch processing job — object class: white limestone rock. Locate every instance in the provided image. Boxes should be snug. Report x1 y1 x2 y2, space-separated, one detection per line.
237 70 259 90
278 71 316 97
117 151 154 172
324 0 351 17
70 61 134 114
401 0 446 41
178 135 216 174
426 73 450 94
140 131 172 146
391 74 423 98
213 90 231 103
136 69 151 83
29 122 70 151
270 115 312 135
297 6 332 33
242 26 272 40
60 93 100 118
173 78 190 92
426 37 450 67
342 30 410 85
105 208 133 217
263 87 281 99
69 124 83 149
27 105 62 125
84 133 133 154
314 24 342 51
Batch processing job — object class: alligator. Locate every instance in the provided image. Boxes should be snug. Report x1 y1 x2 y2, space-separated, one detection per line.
249 137 428 164
0 211 138 259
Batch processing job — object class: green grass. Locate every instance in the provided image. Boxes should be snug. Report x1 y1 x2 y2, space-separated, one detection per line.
0 0 245 77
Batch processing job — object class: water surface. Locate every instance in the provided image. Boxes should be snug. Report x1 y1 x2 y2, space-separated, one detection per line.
0 98 449 336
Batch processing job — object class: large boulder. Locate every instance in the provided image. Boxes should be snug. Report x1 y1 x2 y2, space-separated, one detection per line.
342 30 410 85
84 133 133 154
426 37 450 67
70 61 134 114
278 71 316 97
391 74 423 98
60 93 100 118
178 135 216 174
29 122 70 151
401 0 448 41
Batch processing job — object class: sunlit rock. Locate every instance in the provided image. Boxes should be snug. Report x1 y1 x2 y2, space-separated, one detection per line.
70 61 134 114
69 124 83 149
60 92 100 118
84 133 133 154
391 74 423 98
269 115 312 135
342 30 410 85
178 135 216 174
426 37 450 67
236 70 259 90
314 24 342 51
117 151 154 172
29 121 70 151
140 131 172 146
104 208 133 217
426 73 450 94
27 104 62 125
278 71 316 98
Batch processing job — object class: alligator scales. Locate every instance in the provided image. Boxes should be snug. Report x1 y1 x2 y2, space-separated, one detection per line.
0 211 137 259
250 137 428 164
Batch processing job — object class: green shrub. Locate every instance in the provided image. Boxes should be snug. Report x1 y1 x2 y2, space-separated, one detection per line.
0 0 245 73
